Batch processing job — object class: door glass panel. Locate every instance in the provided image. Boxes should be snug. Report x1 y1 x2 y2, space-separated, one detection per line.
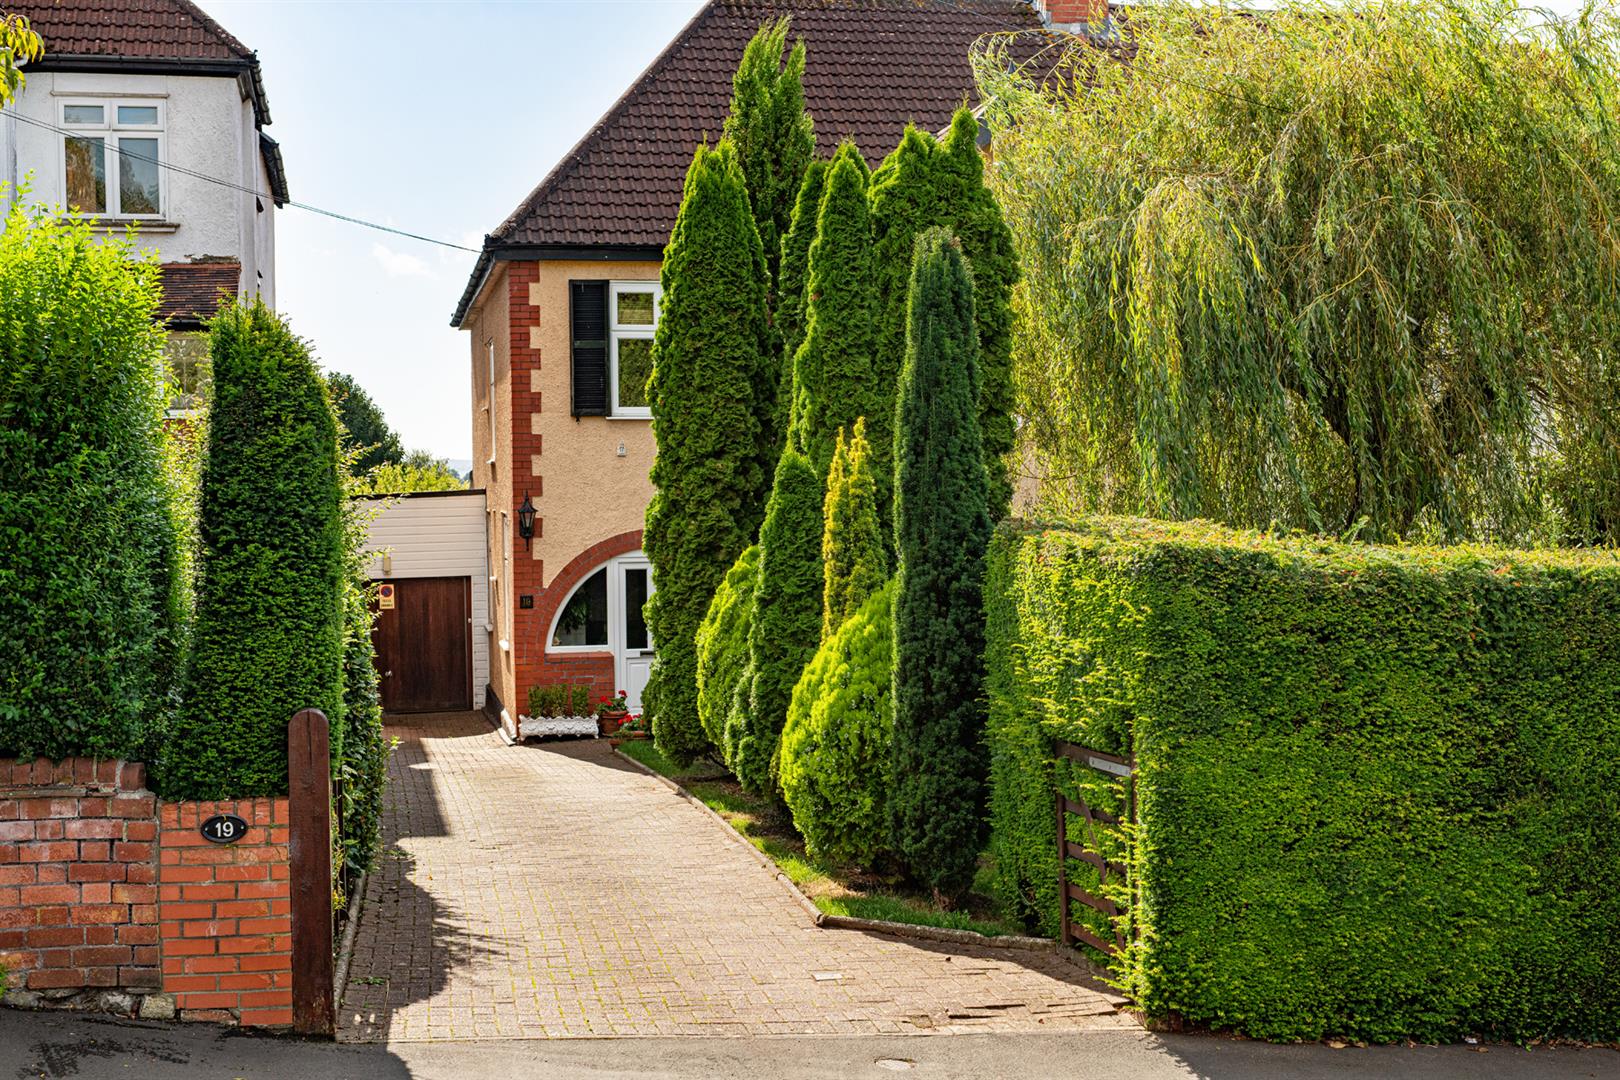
118 137 160 215
615 337 652 410
553 568 608 646
624 567 649 650
65 137 106 213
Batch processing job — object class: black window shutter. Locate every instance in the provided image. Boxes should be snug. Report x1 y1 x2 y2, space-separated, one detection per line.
570 280 609 417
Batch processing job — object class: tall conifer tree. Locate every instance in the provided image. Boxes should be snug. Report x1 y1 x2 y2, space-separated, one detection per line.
775 159 828 443
645 141 770 765
790 142 878 478
888 229 993 902
821 419 885 638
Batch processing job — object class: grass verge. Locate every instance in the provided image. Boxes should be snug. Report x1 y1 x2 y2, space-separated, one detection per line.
616 738 1025 938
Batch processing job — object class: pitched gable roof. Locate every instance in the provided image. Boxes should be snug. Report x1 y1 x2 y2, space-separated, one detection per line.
453 0 1051 326
13 0 254 62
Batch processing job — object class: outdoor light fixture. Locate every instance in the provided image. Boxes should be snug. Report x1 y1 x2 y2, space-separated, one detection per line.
517 492 537 549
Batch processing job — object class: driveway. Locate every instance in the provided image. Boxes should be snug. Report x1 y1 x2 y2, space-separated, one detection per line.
337 712 1133 1042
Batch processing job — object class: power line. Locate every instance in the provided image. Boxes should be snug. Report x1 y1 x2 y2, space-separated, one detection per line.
2 109 481 253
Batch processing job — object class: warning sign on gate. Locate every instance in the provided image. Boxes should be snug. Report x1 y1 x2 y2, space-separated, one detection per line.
378 583 395 610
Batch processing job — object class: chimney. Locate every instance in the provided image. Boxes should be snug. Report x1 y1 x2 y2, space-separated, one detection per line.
1032 0 1110 33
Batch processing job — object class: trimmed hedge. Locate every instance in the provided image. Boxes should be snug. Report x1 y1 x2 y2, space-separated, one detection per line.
697 544 760 765
821 419 885 637
779 579 895 866
162 302 346 799
337 575 386 885
986 517 1620 1043
0 207 179 762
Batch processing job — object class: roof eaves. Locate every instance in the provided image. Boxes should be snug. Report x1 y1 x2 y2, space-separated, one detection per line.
258 131 288 205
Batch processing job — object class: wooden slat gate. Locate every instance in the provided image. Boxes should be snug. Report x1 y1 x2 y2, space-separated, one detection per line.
1055 741 1135 956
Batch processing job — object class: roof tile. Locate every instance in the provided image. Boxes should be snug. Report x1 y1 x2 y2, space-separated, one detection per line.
9 0 254 62
157 261 239 328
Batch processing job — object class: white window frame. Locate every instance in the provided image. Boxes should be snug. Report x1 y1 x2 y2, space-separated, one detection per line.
485 339 497 472
59 98 166 220
546 551 653 655
608 281 659 419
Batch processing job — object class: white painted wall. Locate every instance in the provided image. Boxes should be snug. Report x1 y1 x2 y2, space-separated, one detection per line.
356 491 490 709
0 70 275 299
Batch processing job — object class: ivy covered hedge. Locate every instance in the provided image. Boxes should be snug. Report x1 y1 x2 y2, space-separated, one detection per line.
985 517 1620 1043
0 207 179 762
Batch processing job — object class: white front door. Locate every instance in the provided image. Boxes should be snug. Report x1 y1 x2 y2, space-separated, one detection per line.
614 557 655 711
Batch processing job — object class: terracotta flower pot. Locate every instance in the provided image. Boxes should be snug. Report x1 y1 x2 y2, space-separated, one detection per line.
598 710 627 735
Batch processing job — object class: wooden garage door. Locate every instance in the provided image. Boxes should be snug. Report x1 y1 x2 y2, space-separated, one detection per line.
371 577 472 713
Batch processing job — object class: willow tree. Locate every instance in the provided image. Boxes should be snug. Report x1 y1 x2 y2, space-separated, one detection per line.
977 0 1620 545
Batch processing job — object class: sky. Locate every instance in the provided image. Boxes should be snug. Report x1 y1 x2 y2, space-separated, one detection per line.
203 0 707 464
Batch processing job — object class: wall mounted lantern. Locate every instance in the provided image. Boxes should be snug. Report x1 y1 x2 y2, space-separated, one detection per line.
517 492 537 549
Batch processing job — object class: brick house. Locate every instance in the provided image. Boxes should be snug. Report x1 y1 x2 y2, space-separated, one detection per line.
452 0 1101 736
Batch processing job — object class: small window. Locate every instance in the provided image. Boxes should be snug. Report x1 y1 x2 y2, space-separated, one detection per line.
61 99 164 218
609 282 659 418
552 568 608 647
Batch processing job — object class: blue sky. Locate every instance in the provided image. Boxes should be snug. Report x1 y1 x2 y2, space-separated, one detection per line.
205 0 706 462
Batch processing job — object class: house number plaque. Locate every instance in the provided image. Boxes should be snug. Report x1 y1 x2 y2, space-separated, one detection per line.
200 814 248 844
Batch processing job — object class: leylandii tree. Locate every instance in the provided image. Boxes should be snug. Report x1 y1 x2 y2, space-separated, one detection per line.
724 16 816 297
869 110 1020 525
737 448 823 794
165 302 346 799
775 159 828 440
976 0 1620 544
645 140 771 764
790 142 878 477
889 229 992 902
821 419 885 637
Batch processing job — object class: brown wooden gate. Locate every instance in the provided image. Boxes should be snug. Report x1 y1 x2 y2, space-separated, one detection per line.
1056 741 1135 956
371 577 472 713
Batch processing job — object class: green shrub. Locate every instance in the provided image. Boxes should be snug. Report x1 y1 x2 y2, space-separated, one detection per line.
985 516 1620 1043
696 544 760 761
821 419 885 638
162 302 346 799
645 140 771 766
779 580 895 865
737 449 823 794
0 206 180 762
527 683 593 719
889 229 993 902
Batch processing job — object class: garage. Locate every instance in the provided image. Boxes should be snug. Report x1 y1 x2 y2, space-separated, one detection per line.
355 489 489 714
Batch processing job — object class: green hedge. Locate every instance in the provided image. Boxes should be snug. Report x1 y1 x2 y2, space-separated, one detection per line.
161 302 346 799
337 575 386 886
0 207 179 762
779 580 894 865
986 517 1620 1043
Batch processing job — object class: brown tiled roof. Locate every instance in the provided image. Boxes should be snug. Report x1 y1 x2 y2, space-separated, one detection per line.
454 0 1054 325
157 261 238 328
10 0 254 62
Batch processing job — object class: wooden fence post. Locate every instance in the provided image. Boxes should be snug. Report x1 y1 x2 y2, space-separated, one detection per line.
289 708 335 1037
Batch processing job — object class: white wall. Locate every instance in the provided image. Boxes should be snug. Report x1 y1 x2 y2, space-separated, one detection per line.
0 70 274 296
356 491 490 709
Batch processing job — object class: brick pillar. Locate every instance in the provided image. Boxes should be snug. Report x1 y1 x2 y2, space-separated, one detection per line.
158 798 292 1025
507 262 547 711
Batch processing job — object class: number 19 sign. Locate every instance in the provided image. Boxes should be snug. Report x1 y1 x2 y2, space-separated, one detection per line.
200 813 248 844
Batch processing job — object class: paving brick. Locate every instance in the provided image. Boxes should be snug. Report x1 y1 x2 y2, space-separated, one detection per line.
337 712 1133 1044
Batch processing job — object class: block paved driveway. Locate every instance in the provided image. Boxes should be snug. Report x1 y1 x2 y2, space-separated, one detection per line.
338 711 1134 1042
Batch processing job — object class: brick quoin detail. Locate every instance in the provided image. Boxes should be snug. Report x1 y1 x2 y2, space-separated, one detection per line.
0 758 159 996
516 530 644 703
158 799 293 1026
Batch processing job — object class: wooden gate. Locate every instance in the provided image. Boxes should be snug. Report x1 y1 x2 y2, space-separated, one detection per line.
370 577 473 713
1056 741 1135 956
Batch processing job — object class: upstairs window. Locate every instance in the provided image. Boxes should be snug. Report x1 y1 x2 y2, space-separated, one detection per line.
570 280 659 419
61 100 164 219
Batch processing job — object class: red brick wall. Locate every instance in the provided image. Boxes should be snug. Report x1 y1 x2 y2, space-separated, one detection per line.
0 758 159 997
1 759 296 1028
158 799 292 1026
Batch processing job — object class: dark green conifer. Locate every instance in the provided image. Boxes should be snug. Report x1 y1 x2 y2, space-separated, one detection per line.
774 158 828 443
888 229 993 902
645 141 771 765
